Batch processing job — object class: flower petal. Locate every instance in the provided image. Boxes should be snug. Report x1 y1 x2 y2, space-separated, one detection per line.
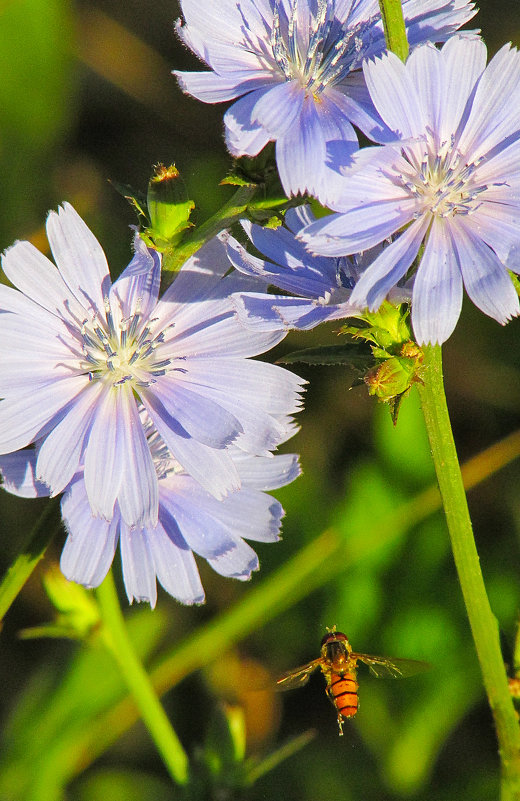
160 483 238 559
225 224 337 296
116 391 159 529
83 390 124 520
251 81 304 138
455 220 520 325
36 382 102 496
457 43 520 159
110 234 161 322
120 524 158 607
211 487 283 543
143 391 241 499
300 197 413 257
177 357 306 417
175 69 273 103
235 451 300 490
150 513 205 605
275 92 357 200
411 220 463 345
0 451 50 498
45 203 111 315
349 216 428 310
233 292 340 331
224 88 277 156
60 480 119 588
363 49 427 138
207 538 259 580
435 34 486 144
1 241 84 321
150 378 243 449
0 377 86 455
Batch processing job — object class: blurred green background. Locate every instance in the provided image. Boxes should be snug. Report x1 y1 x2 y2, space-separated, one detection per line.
1 1 520 800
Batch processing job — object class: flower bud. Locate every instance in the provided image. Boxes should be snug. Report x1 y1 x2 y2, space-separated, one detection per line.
146 163 194 246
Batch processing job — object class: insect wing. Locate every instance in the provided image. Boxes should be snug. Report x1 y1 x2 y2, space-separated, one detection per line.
352 652 430 679
275 659 323 691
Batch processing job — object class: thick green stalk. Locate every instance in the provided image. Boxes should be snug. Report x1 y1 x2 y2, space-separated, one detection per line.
418 345 520 801
96 570 189 786
378 0 409 61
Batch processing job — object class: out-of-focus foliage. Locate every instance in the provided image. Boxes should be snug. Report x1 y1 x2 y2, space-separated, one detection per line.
0 0 75 239
1 2 519 801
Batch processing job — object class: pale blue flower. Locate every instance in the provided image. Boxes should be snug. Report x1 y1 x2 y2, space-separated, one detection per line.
175 0 476 203
0 204 304 530
224 205 407 330
0 417 300 606
300 36 520 344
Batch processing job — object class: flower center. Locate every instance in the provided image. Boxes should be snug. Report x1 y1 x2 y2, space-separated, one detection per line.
80 297 171 389
397 136 491 219
271 0 372 96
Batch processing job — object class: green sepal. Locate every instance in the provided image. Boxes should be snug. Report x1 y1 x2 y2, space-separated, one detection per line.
509 270 520 298
228 143 279 188
364 341 424 423
341 301 412 351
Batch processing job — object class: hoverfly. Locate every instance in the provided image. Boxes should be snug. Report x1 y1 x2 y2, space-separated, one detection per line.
276 629 428 735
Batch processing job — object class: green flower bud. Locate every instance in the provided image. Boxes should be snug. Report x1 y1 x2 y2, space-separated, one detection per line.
146 163 194 247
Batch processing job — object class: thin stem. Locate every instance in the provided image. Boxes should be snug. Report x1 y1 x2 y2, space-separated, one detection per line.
245 730 316 785
378 0 409 61
95 570 189 786
417 345 520 801
162 184 288 275
0 498 60 621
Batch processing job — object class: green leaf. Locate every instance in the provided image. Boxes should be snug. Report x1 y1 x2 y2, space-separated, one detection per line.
19 565 100 641
109 179 149 225
277 342 373 368
0 604 169 801
220 173 256 188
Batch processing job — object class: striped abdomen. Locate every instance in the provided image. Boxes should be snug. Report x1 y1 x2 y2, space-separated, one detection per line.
328 670 358 719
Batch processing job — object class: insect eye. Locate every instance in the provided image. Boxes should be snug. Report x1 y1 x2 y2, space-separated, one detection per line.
321 631 348 646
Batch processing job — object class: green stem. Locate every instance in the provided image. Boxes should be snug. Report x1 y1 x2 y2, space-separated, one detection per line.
162 182 294 275
0 498 60 621
417 345 520 801
513 616 520 677
95 570 189 786
378 0 409 61
245 730 316 786
163 184 257 273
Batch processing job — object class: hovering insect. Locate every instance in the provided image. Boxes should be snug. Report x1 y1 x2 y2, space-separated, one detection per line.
276 629 428 735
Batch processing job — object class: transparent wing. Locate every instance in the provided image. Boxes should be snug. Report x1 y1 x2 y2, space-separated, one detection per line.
275 659 323 691
352 653 430 679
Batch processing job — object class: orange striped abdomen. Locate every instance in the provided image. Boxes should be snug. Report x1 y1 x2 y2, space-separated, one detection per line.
328 670 358 719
